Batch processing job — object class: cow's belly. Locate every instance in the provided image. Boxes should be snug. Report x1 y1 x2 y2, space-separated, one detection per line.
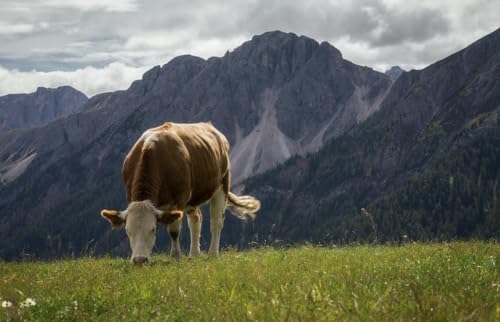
187 176 222 207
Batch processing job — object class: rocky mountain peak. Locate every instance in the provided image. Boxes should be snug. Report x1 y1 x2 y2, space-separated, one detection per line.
0 86 88 134
128 55 207 98
249 30 316 47
384 66 405 80
228 31 321 75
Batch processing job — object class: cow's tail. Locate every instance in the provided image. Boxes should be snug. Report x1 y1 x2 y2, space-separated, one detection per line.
227 191 261 220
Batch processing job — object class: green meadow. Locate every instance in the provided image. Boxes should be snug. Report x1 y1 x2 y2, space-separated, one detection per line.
1 242 499 321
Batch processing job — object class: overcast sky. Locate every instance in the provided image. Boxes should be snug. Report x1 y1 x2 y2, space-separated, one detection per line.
0 0 498 97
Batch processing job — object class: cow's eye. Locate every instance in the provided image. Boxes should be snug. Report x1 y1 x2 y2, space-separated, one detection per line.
151 228 156 233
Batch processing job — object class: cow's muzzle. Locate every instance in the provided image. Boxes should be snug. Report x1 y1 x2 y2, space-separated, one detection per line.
132 256 149 265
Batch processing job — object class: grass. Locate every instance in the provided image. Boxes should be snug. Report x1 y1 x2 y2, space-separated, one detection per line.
0 242 499 321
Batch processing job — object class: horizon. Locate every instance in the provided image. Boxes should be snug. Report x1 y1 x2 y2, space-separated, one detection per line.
0 0 499 97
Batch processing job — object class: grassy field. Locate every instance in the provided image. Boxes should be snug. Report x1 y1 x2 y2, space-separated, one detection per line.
0 242 499 321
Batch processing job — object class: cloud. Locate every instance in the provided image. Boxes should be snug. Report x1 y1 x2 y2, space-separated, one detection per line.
364 6 450 46
0 23 34 35
0 0 499 95
41 0 140 12
229 0 451 47
0 63 148 97
332 0 500 71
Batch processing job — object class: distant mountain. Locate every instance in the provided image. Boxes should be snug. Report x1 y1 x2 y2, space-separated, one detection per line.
385 66 405 81
0 31 392 259
0 86 88 134
233 28 500 246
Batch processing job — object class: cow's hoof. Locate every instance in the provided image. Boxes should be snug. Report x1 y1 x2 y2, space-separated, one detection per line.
207 250 220 257
189 249 201 257
170 250 181 259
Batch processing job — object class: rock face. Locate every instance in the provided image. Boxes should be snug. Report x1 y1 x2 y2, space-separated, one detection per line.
0 86 88 134
384 66 405 81
168 32 392 183
0 31 393 259
234 28 500 246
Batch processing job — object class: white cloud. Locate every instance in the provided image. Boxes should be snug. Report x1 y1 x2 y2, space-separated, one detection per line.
0 0 498 95
124 31 247 62
125 31 189 51
0 23 34 35
186 36 248 59
42 0 139 12
0 63 148 97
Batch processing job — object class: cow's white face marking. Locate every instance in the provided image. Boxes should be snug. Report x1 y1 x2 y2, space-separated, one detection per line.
124 201 160 264
101 201 183 264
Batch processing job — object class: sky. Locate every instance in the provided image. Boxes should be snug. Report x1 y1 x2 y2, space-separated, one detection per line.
0 0 498 97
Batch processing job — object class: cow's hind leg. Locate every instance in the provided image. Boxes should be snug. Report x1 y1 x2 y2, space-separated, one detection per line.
208 185 227 257
168 218 182 259
187 208 202 257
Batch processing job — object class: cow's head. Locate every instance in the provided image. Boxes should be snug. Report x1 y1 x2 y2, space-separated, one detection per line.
100 200 182 264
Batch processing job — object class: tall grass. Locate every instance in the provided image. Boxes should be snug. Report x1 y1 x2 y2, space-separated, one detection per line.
0 242 498 321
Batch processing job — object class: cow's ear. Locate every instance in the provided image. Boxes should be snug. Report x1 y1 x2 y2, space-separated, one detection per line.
101 209 126 229
157 210 183 225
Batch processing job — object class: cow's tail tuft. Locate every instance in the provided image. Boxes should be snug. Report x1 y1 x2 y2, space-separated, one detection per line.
227 192 261 221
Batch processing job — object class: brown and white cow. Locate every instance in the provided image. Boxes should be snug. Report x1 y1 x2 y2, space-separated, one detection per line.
100 122 260 264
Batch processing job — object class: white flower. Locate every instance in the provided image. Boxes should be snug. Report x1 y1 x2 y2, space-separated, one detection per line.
19 298 36 308
1 300 13 308
25 298 36 306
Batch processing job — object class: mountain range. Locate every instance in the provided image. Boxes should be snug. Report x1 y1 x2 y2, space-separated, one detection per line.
234 29 500 246
0 86 87 135
0 29 498 259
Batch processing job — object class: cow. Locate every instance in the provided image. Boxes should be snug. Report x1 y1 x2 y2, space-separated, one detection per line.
100 122 260 264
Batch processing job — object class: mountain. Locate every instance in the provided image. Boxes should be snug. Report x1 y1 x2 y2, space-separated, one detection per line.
233 28 500 245
384 66 405 81
2 29 498 260
0 31 392 259
0 86 88 134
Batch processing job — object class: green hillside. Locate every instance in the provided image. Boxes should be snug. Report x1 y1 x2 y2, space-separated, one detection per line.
1 242 498 321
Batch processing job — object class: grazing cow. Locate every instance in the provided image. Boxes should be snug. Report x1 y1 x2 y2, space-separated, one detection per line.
100 122 260 264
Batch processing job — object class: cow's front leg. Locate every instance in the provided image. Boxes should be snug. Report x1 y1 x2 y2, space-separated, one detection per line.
187 208 202 257
167 218 182 259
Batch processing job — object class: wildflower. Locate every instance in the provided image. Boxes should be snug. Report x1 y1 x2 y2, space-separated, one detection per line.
25 298 36 306
1 300 13 308
19 298 36 308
